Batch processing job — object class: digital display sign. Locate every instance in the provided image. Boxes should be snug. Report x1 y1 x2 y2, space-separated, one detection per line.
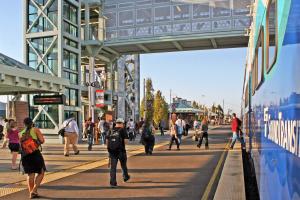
33 95 65 105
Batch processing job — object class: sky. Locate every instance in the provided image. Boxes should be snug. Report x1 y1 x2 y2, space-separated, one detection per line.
0 1 246 114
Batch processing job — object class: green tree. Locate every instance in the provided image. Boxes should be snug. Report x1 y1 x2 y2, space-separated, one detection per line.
153 90 169 125
145 78 154 126
140 97 145 117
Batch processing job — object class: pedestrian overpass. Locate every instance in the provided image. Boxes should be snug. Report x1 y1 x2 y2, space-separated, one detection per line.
84 0 252 55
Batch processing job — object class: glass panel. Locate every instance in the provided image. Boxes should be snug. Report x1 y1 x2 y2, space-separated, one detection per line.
268 0 276 71
154 6 171 22
70 52 78 71
154 0 169 3
119 10 134 26
233 0 250 16
63 50 70 69
173 5 190 21
193 3 210 19
70 5 78 24
69 73 78 84
213 0 231 18
137 0 152 6
69 89 78 106
105 13 117 27
256 30 264 87
136 8 152 24
29 1 38 14
64 88 70 106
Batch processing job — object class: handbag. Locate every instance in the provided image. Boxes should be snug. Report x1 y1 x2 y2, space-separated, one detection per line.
58 120 73 137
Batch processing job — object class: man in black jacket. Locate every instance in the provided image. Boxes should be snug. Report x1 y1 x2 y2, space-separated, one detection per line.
106 118 130 187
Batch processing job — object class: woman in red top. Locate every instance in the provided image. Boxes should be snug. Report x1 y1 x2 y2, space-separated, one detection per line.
7 120 20 170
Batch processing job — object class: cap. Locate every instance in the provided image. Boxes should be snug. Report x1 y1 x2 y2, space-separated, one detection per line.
116 118 125 123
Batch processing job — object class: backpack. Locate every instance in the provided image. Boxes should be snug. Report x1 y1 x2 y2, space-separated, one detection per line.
20 128 39 156
107 129 122 152
142 127 152 140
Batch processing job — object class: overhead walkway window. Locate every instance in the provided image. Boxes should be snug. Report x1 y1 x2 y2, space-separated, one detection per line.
267 0 278 73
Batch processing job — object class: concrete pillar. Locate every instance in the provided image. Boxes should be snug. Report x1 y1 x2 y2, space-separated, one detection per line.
117 57 126 120
134 54 140 122
85 2 90 40
89 57 95 122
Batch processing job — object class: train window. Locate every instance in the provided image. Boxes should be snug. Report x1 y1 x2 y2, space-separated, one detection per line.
251 60 256 96
255 27 264 90
266 0 277 73
245 83 249 107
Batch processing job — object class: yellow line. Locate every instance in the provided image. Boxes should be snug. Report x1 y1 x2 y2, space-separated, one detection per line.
200 140 230 200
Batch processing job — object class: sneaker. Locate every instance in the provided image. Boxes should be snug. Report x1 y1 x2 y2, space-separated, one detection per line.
75 150 80 155
197 144 200 148
64 154 69 157
110 184 118 188
124 175 130 182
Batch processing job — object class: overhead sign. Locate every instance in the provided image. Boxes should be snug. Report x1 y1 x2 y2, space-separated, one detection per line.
33 95 65 105
95 90 105 108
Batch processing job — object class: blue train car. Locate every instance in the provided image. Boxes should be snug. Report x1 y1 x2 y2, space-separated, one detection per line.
242 0 300 199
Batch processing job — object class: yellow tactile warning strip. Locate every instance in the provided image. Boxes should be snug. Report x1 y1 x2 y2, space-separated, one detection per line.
200 140 230 200
0 141 170 198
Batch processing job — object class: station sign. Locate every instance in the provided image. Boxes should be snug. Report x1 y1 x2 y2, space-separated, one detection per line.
33 95 65 105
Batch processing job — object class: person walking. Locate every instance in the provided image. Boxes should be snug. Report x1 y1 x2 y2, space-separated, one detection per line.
159 120 164 136
175 116 184 144
141 123 156 155
167 119 180 150
20 118 46 199
1 118 9 148
230 113 244 149
197 118 209 149
7 119 20 170
62 113 80 156
86 117 95 151
98 117 107 145
127 119 135 141
106 118 130 187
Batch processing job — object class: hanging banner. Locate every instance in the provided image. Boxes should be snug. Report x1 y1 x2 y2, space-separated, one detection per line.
95 90 105 108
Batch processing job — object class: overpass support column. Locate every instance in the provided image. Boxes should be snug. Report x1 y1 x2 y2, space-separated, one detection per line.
134 54 140 122
117 57 126 120
89 57 95 122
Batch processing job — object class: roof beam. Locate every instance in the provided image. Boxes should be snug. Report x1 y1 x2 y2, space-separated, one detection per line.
172 41 183 51
102 47 120 57
210 38 218 49
136 44 150 53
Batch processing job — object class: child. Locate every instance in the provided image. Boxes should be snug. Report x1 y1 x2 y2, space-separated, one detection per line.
7 120 20 170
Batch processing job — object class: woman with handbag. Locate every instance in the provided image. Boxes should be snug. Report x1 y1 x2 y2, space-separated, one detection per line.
20 118 46 199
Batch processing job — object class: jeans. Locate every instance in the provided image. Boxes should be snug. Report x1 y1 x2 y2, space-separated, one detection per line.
100 132 106 145
109 151 129 186
177 134 183 144
198 132 208 148
230 132 245 148
87 133 93 150
169 135 180 149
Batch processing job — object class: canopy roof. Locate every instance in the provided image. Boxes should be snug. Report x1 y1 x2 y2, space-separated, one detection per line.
169 101 203 114
0 53 69 95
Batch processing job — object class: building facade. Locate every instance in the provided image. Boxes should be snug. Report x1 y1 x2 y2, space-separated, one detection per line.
23 0 140 136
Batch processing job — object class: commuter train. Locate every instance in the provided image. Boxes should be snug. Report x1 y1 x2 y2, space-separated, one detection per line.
242 0 300 199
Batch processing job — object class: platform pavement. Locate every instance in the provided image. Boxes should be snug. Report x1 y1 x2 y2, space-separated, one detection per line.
0 125 233 200
0 131 173 187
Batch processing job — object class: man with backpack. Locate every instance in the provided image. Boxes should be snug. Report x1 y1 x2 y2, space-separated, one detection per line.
230 113 245 149
106 118 130 188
